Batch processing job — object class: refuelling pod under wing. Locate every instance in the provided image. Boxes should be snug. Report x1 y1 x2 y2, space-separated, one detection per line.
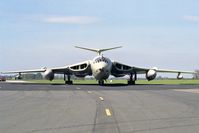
15 73 23 80
43 68 54 81
177 72 183 79
146 69 157 81
69 61 91 77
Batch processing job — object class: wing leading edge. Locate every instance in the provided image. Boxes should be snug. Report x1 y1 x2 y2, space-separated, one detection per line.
1 60 92 79
1 69 46 74
111 61 195 77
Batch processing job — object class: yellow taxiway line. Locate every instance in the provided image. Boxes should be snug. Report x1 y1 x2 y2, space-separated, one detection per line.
105 108 112 116
99 97 104 101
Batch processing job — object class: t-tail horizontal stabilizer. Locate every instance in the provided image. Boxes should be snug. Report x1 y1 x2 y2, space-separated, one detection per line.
75 46 122 55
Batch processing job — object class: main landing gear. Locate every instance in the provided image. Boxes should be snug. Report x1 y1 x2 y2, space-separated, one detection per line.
128 72 137 85
64 74 73 85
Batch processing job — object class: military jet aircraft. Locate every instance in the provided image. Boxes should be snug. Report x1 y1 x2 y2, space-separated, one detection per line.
1 46 195 85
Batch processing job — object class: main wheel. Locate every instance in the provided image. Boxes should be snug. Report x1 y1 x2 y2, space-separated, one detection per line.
128 80 135 85
65 80 73 85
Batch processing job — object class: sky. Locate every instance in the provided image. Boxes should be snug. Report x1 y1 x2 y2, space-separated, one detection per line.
0 0 199 77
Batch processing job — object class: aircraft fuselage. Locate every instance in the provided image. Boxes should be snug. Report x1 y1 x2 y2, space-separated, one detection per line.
91 55 112 81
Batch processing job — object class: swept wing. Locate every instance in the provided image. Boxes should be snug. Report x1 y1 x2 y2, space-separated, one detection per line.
111 61 195 77
1 60 92 78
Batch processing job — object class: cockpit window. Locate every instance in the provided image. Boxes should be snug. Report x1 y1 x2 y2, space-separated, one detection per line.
94 57 108 63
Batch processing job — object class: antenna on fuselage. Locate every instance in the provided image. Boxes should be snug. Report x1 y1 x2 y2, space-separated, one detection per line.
75 46 122 55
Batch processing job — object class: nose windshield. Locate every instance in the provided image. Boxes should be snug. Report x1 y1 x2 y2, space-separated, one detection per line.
94 57 108 63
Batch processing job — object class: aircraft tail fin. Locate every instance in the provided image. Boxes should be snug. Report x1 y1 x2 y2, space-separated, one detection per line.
75 46 122 55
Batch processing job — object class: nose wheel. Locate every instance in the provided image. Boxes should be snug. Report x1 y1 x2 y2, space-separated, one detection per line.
98 80 104 86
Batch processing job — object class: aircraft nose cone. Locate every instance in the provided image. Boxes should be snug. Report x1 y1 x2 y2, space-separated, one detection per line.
99 67 105 72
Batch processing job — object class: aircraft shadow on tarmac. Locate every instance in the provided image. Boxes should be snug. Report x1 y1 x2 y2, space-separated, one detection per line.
7 82 166 86
35 83 199 86
1 82 199 91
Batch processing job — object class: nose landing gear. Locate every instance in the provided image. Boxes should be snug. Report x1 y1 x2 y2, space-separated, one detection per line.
98 80 104 86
